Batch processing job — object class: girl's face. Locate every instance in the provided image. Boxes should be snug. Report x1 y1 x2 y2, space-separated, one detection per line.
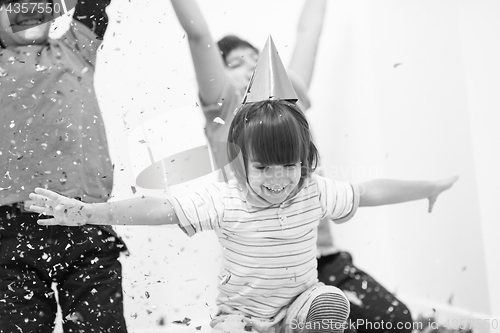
246 160 302 205
225 47 259 92
0 0 52 47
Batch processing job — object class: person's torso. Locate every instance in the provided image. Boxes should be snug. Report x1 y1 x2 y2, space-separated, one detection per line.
0 36 113 205
214 180 323 318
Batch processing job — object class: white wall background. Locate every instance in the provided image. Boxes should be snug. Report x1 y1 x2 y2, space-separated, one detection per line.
62 0 500 332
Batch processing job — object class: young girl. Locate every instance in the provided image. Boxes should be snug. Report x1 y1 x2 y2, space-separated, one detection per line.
29 97 457 333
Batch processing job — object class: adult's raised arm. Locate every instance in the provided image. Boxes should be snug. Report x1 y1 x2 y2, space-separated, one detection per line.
288 0 327 89
171 0 227 105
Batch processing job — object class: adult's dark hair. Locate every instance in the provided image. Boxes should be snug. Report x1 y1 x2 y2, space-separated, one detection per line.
217 35 259 64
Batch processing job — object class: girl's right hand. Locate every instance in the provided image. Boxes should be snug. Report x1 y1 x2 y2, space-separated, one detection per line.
427 175 459 213
28 188 88 226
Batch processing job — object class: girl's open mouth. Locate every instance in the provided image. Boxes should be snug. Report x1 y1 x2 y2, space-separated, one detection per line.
17 19 45 27
263 185 285 194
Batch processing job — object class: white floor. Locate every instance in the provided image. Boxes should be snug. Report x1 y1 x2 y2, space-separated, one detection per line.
53 226 220 333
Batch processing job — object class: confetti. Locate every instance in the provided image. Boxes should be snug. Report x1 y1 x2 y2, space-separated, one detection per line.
220 274 231 285
24 291 34 300
172 317 191 326
213 117 225 125
35 64 47 72
65 312 84 322
343 290 363 307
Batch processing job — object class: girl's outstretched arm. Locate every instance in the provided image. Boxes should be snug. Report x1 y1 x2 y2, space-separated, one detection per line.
288 0 327 89
28 188 179 226
170 0 226 106
356 176 459 212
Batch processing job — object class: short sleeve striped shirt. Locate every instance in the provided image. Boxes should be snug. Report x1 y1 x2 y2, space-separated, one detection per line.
170 174 359 319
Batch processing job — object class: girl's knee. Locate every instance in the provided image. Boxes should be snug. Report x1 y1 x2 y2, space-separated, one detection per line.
305 291 350 333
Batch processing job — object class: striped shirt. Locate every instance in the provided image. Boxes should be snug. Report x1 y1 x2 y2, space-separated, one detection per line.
202 71 311 171
171 174 359 319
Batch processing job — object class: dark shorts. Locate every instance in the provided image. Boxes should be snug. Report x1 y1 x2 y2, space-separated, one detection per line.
74 0 112 39
0 204 128 333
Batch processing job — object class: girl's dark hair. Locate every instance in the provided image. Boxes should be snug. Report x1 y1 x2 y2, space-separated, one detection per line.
0 0 54 48
217 35 259 64
227 100 319 185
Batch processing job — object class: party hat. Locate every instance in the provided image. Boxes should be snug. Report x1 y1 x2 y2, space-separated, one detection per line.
242 35 298 104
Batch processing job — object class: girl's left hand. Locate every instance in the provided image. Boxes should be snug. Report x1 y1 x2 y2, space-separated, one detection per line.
28 188 88 226
428 175 459 213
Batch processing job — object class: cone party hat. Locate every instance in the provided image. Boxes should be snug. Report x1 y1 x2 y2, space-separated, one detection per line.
242 35 298 104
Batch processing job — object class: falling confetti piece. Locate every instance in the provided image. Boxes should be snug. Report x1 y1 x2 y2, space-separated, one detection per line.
0 67 7 77
24 291 34 300
196 326 202 331
393 63 403 68
35 64 47 72
220 274 231 285
213 117 225 125
65 312 84 322
145 291 150 299
343 290 363 307
172 317 191 326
